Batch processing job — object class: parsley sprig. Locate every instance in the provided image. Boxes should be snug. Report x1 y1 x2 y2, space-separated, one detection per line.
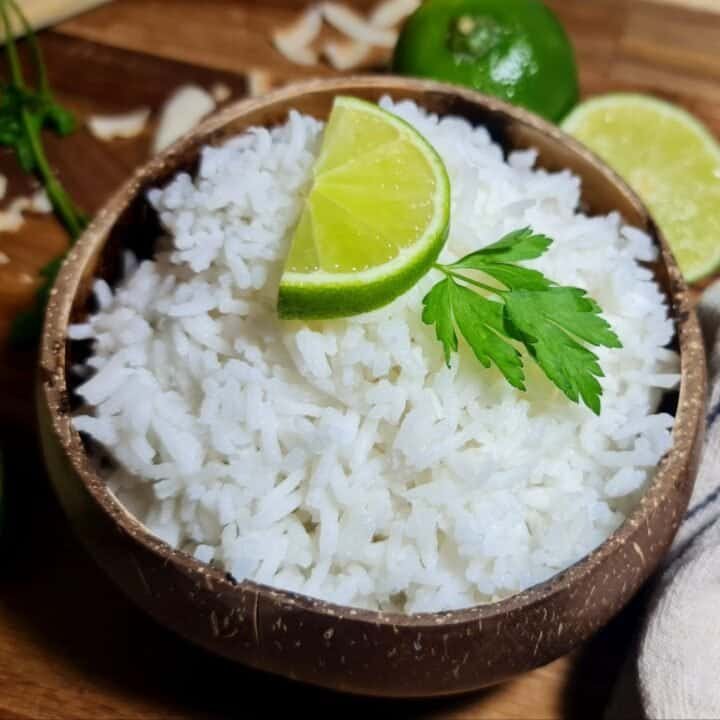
422 228 622 414
0 0 87 345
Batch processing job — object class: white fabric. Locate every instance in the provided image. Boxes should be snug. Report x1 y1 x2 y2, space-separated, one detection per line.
609 281 720 719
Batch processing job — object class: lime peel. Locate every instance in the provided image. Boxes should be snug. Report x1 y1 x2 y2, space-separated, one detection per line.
278 96 450 319
562 93 720 283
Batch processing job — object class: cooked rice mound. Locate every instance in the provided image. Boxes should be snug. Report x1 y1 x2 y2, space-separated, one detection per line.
70 99 679 612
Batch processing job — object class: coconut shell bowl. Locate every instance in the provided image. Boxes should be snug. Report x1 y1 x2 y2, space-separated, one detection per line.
37 77 705 698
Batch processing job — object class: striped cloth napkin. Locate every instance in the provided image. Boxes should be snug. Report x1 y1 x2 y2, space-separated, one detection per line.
609 281 720 719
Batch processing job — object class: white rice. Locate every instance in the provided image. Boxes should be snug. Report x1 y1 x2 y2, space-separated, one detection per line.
70 98 679 613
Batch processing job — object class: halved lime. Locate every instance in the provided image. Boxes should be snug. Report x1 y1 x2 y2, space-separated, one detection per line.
562 93 720 283
278 96 450 319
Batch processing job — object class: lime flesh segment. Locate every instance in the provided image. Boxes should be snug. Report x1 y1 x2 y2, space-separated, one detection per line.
562 94 720 283
279 96 450 319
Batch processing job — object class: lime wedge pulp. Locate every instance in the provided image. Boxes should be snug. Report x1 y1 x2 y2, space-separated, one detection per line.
562 93 720 283
278 96 451 319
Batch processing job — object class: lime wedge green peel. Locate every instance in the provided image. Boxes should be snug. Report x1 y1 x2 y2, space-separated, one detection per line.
278 96 451 319
562 93 720 283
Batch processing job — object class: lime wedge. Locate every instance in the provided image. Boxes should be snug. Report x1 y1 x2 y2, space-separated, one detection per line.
562 93 720 283
278 96 450 319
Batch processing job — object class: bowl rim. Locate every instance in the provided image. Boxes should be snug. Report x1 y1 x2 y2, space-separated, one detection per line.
40 75 706 628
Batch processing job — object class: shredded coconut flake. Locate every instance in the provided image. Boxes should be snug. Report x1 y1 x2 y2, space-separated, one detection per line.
322 2 398 47
0 189 52 232
369 0 420 27
248 70 273 98
153 85 216 154
88 108 150 140
322 39 372 70
272 5 323 66
211 82 232 103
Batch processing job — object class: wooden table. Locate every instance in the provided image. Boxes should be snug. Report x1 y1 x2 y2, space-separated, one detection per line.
0 1 718 717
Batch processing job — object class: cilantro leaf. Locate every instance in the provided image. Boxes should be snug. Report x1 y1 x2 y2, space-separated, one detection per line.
449 280 525 390
503 288 622 414
421 278 457 366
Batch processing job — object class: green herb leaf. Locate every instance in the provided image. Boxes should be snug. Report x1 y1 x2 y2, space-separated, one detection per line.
469 262 553 292
451 227 552 265
425 228 622 413
504 287 623 349
422 276 526 387
0 0 87 347
449 280 526 390
447 228 554 291
421 278 457 366
43 102 76 135
503 287 622 414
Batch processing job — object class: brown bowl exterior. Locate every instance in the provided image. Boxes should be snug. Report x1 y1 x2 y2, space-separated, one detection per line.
38 77 705 698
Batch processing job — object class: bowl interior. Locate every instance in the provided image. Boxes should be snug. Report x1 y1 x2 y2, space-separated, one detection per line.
52 77 699 626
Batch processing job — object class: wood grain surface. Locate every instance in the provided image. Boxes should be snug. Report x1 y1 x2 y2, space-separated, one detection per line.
0 1 718 718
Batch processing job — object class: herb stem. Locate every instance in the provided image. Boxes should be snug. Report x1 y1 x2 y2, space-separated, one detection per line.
0 2 24 88
20 106 84 238
434 264 506 296
1 0 85 240
2 0 88 344
8 0 48 94
424 229 621 413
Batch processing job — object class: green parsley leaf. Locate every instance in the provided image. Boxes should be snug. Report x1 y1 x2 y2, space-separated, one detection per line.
421 278 457 366
450 280 526 390
422 277 526 389
504 287 623 349
424 228 622 413
452 227 552 264
524 322 604 414
504 287 622 414
471 262 553 292
447 228 554 291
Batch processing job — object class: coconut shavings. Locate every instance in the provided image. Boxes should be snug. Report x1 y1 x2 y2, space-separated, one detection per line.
321 3 397 47
270 0 416 70
0 189 52 233
211 82 233 103
322 39 372 70
87 108 151 141
248 70 273 98
369 0 421 28
153 85 216 154
272 5 323 66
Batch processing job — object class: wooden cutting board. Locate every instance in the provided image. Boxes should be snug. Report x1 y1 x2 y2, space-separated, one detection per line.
0 1 718 718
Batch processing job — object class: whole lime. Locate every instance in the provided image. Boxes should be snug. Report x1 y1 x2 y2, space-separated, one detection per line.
392 0 579 122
